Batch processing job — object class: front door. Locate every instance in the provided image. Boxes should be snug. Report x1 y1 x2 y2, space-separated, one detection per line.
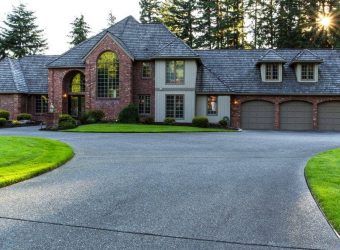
68 96 85 118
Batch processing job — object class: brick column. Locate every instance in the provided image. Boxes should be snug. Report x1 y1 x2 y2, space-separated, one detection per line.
312 102 318 130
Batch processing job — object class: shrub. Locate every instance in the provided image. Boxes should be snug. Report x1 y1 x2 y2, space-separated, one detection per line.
0 118 6 127
88 110 105 122
118 104 139 123
12 120 21 126
192 116 209 128
219 116 230 127
143 116 154 124
164 117 176 125
58 114 77 130
17 113 32 121
0 110 10 120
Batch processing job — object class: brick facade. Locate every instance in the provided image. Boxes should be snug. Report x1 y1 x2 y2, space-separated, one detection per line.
231 95 340 129
0 94 25 120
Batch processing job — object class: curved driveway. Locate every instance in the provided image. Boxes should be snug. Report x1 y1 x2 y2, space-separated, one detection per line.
0 127 339 249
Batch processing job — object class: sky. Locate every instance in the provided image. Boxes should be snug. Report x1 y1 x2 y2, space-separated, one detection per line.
0 0 140 55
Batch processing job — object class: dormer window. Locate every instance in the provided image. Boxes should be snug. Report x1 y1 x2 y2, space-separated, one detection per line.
265 64 279 80
301 64 314 80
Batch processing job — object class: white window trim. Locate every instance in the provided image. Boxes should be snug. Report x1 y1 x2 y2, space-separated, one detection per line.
296 64 319 83
260 64 282 82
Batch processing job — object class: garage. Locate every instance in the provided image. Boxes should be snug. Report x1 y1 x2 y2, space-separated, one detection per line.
241 101 275 129
280 101 313 130
318 102 340 131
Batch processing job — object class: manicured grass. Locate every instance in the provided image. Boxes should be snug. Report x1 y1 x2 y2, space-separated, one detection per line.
305 148 340 235
0 136 74 188
64 123 234 133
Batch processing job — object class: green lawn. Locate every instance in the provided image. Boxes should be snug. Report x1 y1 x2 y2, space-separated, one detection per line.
0 136 74 188
64 123 234 133
305 148 340 235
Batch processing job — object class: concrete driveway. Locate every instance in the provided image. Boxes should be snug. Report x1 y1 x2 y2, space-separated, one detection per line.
0 127 339 250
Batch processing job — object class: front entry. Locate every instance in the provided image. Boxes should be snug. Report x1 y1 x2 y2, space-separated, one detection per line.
68 95 85 118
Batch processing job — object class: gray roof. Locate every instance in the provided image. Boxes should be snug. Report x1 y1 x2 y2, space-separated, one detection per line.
0 55 58 94
197 49 340 95
290 49 324 65
48 16 198 68
256 49 287 65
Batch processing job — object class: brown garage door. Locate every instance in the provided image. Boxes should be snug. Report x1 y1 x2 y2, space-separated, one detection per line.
241 101 275 130
318 102 340 131
280 101 313 130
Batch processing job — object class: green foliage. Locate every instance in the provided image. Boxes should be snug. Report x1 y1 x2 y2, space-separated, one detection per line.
219 116 230 127
164 117 176 125
11 120 20 126
0 4 47 58
69 14 90 46
0 109 10 120
58 114 77 130
16 113 32 121
0 118 6 127
143 116 155 124
139 0 161 23
192 116 209 128
80 110 105 124
118 104 139 123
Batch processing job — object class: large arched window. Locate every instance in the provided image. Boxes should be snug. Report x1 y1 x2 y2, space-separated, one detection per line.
70 73 85 93
97 51 119 98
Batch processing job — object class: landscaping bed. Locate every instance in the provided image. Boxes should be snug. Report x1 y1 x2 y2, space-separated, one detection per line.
305 148 340 235
0 136 74 188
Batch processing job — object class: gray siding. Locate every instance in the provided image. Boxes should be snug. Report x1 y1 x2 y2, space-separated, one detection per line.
196 95 231 123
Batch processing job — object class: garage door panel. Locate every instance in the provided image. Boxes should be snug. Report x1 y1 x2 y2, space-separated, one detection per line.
241 101 275 130
318 102 340 131
280 101 313 130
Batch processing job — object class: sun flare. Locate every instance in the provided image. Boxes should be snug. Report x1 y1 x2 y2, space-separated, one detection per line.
317 14 333 30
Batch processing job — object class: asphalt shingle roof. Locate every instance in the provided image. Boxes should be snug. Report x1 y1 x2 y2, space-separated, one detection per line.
197 49 340 95
256 49 287 64
0 55 58 94
290 49 324 64
48 16 198 68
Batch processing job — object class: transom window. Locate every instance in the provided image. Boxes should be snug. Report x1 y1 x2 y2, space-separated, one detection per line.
35 95 48 114
97 51 119 98
265 64 279 80
138 95 151 115
166 95 184 119
166 60 184 84
142 62 151 79
207 96 218 115
70 73 85 93
301 64 314 80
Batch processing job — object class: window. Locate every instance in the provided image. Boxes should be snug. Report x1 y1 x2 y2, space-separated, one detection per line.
97 51 119 98
166 95 184 119
265 64 279 80
301 64 314 80
70 73 85 93
207 96 218 115
166 60 184 84
142 62 151 79
138 95 151 115
35 95 48 114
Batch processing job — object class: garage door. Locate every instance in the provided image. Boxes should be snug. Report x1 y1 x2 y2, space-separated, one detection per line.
241 101 275 129
280 101 313 130
318 102 340 131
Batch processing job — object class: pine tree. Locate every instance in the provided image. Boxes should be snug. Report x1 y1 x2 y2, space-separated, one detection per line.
161 0 198 48
69 15 90 46
139 0 161 23
0 4 47 58
196 0 215 49
107 11 116 26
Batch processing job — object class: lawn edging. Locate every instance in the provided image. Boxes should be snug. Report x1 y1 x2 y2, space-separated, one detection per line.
0 136 74 188
304 148 340 238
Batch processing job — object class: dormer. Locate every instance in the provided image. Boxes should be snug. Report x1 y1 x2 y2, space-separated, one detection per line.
290 49 323 83
256 50 286 82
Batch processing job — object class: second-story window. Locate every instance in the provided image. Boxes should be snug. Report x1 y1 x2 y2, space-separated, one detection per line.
166 60 184 84
265 64 279 80
301 64 314 80
142 62 151 79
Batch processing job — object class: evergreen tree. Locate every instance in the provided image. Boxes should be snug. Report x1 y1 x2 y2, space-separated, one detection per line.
161 0 198 48
107 11 116 26
69 15 90 46
0 4 47 58
196 0 215 49
139 0 161 23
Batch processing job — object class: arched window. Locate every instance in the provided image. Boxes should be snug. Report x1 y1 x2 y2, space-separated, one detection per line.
70 73 85 93
97 51 119 98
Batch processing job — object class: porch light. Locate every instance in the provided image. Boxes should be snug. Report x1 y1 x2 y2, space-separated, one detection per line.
63 93 67 98
234 99 239 105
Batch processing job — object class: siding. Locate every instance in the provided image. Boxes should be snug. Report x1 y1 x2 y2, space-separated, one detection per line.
196 95 231 123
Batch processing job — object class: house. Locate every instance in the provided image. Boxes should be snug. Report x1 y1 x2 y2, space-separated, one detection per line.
0 16 339 130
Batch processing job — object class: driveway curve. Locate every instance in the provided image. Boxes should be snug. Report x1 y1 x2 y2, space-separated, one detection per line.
0 126 339 250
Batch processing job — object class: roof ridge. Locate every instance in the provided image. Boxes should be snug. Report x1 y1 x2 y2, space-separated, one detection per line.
202 64 233 93
8 58 28 92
